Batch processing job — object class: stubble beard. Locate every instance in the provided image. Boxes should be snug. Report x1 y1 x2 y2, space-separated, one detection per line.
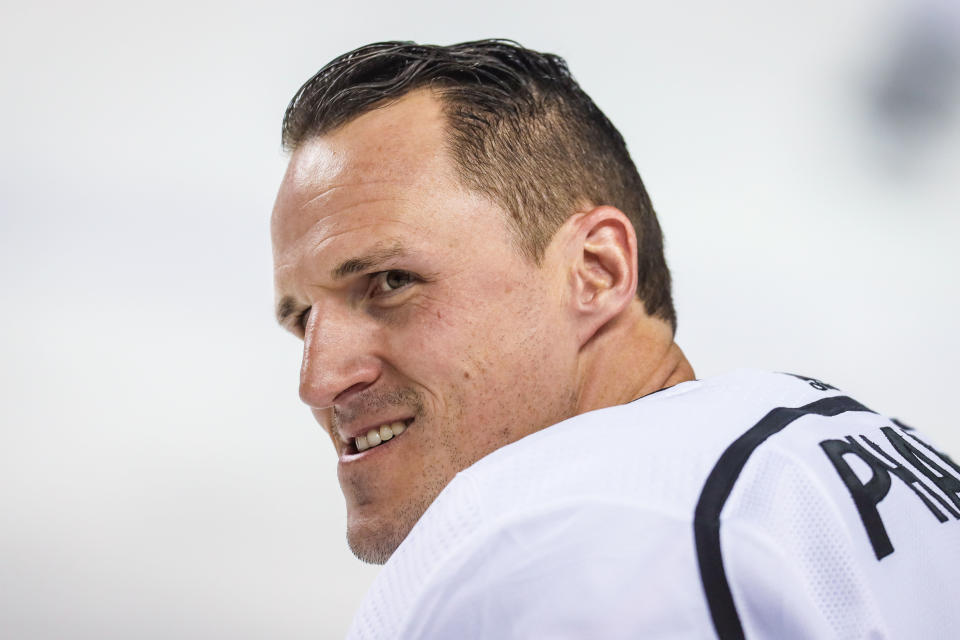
332 387 442 565
343 478 442 565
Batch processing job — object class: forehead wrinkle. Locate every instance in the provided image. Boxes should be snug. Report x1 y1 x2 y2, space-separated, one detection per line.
309 195 412 220
277 196 420 273
302 215 422 260
297 179 411 211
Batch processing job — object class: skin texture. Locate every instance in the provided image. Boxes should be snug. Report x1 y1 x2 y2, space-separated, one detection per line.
271 90 694 564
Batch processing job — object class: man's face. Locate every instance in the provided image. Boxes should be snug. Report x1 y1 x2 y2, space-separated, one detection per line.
271 91 579 563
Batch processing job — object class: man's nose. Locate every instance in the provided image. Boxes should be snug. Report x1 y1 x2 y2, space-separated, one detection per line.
298 307 381 409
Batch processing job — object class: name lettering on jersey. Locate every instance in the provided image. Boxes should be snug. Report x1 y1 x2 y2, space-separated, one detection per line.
785 373 839 392
820 425 960 560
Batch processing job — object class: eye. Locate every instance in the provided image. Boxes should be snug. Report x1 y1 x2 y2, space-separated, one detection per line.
373 270 416 294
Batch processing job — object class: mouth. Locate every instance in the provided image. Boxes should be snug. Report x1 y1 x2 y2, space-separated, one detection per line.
343 418 414 457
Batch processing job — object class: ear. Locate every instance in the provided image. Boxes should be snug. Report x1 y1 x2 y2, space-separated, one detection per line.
566 206 638 346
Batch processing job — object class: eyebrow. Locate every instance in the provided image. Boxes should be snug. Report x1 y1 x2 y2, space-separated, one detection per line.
276 295 299 325
331 244 406 280
275 244 409 326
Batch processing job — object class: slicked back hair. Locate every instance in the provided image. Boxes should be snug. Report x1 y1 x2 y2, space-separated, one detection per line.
282 39 676 332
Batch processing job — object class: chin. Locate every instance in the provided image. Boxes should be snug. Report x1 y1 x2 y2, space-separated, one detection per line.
345 487 442 565
347 536 394 565
347 527 407 564
346 518 409 565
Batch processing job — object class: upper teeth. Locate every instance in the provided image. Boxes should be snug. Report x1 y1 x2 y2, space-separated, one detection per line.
355 421 406 451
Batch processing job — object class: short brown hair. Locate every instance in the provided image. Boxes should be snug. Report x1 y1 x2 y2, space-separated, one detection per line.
282 40 676 331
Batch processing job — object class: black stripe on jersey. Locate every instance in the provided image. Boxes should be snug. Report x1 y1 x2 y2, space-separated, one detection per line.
694 395 874 640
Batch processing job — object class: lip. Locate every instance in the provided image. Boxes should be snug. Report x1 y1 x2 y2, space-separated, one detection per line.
338 417 415 463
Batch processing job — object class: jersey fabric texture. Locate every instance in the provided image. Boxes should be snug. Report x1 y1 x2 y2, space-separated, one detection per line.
345 370 960 639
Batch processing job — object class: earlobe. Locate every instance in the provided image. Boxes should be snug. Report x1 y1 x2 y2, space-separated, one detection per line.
568 206 638 344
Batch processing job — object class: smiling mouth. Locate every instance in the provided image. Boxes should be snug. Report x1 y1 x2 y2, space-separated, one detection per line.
349 419 413 453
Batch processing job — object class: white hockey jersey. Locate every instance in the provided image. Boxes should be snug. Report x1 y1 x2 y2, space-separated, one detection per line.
345 370 960 639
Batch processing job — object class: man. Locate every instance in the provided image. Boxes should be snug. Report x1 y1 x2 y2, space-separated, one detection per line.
271 40 959 638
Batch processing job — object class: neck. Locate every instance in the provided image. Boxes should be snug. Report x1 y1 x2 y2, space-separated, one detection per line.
575 303 695 414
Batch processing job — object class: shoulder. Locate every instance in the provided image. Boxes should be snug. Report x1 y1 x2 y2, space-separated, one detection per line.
349 371 960 638
703 375 960 638
398 499 714 639
455 370 860 528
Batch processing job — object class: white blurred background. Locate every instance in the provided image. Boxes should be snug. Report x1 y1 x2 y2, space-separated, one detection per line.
2 0 957 637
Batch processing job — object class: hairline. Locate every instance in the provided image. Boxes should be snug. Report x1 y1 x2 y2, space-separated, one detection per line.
288 86 557 263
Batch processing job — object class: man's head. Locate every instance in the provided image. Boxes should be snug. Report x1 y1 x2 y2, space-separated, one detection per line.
272 40 678 564
282 40 674 327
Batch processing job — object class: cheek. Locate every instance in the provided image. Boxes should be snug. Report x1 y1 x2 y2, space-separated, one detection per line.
379 295 487 384
382 280 570 400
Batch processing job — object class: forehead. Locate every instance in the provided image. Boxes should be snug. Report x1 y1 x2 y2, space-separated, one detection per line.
271 90 476 257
